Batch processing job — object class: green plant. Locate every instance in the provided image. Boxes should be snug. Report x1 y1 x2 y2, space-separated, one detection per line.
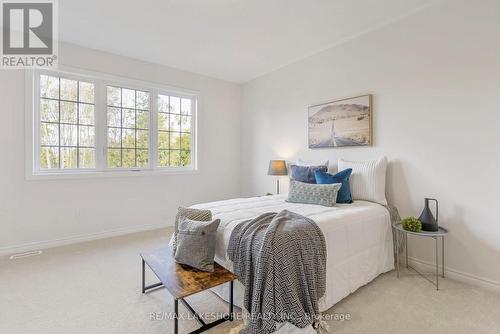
402 216 422 232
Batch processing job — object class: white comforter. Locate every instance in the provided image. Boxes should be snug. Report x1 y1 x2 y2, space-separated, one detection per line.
190 195 395 333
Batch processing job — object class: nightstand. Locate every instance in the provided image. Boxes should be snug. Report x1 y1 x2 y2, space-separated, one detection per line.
393 223 448 290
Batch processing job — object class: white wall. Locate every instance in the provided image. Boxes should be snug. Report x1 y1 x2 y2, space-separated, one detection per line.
0 43 241 254
241 1 500 287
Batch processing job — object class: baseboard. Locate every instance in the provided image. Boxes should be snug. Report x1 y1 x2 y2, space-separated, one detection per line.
408 256 500 293
0 223 171 257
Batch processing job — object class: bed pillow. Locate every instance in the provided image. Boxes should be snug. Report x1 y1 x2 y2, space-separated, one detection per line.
173 207 212 255
315 168 353 204
337 157 387 205
286 180 342 207
290 164 328 184
175 218 220 272
296 158 329 168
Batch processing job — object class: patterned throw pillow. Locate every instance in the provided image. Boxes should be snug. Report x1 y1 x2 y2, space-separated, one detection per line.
286 180 342 207
175 218 221 272
173 207 212 255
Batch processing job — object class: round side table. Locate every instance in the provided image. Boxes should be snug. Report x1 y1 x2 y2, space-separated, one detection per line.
392 223 448 290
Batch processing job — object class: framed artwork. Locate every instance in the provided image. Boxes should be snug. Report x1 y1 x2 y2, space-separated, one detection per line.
308 94 372 148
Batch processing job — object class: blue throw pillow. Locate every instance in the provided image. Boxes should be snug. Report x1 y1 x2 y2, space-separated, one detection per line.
290 165 328 184
315 169 353 204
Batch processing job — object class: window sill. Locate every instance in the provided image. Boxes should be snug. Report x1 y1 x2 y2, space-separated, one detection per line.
26 168 200 181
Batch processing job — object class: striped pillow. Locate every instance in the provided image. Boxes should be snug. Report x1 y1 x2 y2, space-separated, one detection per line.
337 156 387 205
173 207 212 255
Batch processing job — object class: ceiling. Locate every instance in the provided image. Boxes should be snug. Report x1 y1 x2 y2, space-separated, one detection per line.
59 0 436 83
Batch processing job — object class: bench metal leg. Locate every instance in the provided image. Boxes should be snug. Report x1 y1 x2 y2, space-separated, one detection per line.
141 259 145 293
229 280 234 321
175 299 179 334
141 257 165 293
180 298 206 327
175 280 235 334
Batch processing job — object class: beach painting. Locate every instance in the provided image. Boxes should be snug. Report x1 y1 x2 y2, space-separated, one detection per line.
308 94 372 148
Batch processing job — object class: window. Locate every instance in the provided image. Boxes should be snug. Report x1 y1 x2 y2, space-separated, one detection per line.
39 75 96 169
157 94 193 167
31 69 197 176
106 86 150 168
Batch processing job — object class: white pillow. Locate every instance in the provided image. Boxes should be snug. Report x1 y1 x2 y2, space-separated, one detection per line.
296 158 329 167
338 157 387 205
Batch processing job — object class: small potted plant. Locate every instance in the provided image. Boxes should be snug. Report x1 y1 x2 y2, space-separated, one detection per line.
402 216 422 232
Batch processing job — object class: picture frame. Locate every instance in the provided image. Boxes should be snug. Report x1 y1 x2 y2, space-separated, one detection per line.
308 94 372 148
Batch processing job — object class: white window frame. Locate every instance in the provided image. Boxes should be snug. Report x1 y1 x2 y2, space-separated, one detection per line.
25 66 199 179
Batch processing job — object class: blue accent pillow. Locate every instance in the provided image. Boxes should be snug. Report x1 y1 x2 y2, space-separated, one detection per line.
314 169 353 204
290 165 328 184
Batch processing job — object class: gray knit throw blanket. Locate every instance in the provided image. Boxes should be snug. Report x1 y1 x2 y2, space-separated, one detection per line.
384 204 404 257
228 210 327 334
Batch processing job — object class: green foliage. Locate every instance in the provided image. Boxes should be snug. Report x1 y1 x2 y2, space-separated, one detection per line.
39 76 193 170
106 128 191 168
402 216 422 232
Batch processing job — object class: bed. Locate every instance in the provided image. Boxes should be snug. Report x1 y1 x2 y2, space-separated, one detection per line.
186 194 395 333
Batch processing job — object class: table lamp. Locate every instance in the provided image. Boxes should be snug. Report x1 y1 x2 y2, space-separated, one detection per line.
268 160 288 194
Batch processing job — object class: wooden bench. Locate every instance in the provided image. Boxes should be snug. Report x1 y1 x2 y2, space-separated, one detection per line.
141 246 237 334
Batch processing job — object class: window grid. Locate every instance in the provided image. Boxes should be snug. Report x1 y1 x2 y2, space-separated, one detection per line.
76 82 79 167
34 70 197 175
157 95 192 168
39 75 95 170
58 80 61 167
106 87 150 169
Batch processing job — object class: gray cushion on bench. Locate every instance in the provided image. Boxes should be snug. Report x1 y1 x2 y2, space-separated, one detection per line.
174 218 221 272
173 207 212 255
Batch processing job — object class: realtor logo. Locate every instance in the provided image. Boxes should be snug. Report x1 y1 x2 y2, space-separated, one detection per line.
1 0 58 68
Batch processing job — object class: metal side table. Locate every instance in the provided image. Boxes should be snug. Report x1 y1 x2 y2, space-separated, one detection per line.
393 223 448 290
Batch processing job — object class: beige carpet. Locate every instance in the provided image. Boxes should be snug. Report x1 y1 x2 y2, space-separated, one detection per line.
1 228 500 334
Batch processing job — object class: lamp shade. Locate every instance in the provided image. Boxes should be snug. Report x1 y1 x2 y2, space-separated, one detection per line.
268 160 288 176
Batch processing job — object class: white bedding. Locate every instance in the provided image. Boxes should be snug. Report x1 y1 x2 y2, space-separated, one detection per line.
189 195 395 333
